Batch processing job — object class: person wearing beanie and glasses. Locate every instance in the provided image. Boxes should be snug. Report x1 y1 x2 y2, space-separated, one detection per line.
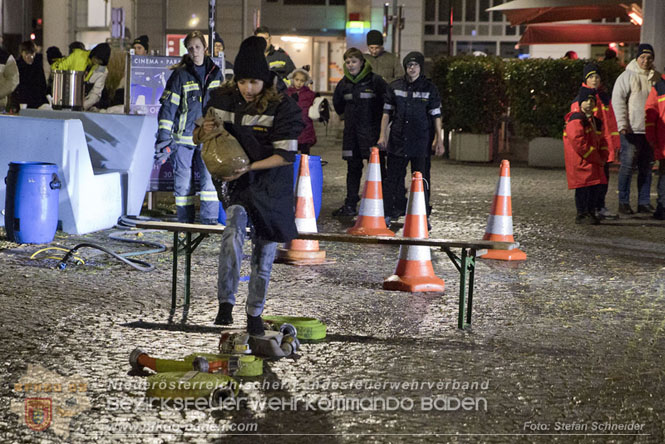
573 63 620 220
364 29 403 84
612 43 661 216
213 32 234 80
644 69 665 219
132 35 149 55
378 51 444 227
194 36 303 335
564 87 610 225
51 42 111 110
154 30 224 224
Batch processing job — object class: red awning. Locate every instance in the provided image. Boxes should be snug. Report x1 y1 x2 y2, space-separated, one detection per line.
487 0 632 26
519 23 641 45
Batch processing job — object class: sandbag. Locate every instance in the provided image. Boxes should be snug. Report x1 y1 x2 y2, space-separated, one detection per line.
196 109 249 180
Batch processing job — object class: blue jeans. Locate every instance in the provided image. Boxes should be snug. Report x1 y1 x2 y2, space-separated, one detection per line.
617 134 653 205
172 144 218 222
217 205 278 317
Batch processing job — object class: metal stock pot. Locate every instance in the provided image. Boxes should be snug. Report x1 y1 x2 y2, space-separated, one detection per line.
52 70 85 110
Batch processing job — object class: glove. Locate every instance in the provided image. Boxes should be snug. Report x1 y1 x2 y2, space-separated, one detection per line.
154 141 175 165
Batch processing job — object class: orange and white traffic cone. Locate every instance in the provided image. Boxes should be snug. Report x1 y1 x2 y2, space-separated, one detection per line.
276 155 326 265
383 172 445 292
347 147 394 237
480 160 527 261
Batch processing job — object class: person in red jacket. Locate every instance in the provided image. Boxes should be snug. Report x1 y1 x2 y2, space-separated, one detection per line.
564 87 610 224
286 68 317 155
645 74 665 220
579 63 620 219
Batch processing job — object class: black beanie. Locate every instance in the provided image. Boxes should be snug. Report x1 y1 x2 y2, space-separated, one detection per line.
637 43 654 59
366 30 383 46
132 35 149 52
90 43 111 66
403 51 425 70
576 86 597 107
214 32 224 47
233 36 271 83
583 63 599 81
46 46 63 65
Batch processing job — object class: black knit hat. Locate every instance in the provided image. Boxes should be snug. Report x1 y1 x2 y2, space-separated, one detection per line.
576 86 597 107
214 32 224 47
366 30 383 46
132 35 149 52
233 36 271 83
46 46 63 65
583 63 599 81
403 51 425 70
90 43 111 66
637 43 655 59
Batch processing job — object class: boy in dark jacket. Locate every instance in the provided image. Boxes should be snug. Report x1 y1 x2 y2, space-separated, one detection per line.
564 86 610 225
378 51 444 224
332 47 388 216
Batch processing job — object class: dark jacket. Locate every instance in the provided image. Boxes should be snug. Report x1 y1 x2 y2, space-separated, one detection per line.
204 86 304 242
563 104 609 189
15 53 48 109
266 45 296 80
384 74 442 157
286 85 317 145
332 62 388 159
157 56 223 147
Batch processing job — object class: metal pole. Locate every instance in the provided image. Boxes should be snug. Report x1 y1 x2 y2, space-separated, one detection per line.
208 0 216 54
383 2 390 43
394 5 403 57
447 3 453 56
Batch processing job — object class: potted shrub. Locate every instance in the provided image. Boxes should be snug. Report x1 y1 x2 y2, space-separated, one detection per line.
432 55 506 162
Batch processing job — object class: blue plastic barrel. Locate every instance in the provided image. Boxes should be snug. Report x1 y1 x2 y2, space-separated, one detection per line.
293 154 323 219
4 162 61 244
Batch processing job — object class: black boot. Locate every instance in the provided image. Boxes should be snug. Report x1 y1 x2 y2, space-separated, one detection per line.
214 303 234 325
247 314 265 336
654 205 665 220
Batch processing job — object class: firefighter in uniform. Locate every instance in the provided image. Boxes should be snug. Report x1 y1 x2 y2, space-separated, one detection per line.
155 31 223 224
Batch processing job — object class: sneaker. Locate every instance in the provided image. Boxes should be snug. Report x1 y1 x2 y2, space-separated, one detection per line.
590 212 601 225
617 203 634 215
654 205 665 220
384 215 393 226
575 214 592 225
214 303 234 325
638 203 656 213
247 314 265 336
332 204 357 217
597 207 618 220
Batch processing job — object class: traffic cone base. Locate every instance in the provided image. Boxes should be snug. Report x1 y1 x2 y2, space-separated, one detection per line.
348 147 394 237
383 173 444 292
276 154 328 265
480 160 527 261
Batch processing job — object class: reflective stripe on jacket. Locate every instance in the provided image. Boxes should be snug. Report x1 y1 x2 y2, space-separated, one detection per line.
157 56 223 147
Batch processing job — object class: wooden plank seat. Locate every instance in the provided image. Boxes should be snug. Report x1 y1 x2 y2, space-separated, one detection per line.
135 221 519 329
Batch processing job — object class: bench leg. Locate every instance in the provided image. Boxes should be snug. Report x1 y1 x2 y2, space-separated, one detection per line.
458 248 468 329
183 232 192 320
170 231 179 317
466 249 476 326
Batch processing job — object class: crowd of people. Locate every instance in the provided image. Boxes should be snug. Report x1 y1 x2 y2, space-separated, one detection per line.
564 43 665 223
2 29 664 333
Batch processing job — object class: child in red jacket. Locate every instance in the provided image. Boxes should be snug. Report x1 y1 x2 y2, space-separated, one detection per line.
564 86 610 224
645 73 665 219
578 63 620 219
286 68 317 155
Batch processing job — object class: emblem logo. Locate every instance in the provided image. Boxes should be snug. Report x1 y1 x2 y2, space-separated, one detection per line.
25 398 52 431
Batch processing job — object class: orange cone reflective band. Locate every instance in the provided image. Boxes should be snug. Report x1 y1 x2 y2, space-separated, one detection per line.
384 172 445 292
277 154 326 264
480 160 526 261
347 147 394 237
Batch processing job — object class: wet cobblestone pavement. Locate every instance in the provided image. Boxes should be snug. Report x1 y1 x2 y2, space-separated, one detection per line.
1 125 664 443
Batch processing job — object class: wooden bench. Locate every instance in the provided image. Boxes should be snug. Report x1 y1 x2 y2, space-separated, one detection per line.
135 221 519 329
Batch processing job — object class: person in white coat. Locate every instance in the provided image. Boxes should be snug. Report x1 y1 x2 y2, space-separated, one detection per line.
0 38 20 112
612 43 661 215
